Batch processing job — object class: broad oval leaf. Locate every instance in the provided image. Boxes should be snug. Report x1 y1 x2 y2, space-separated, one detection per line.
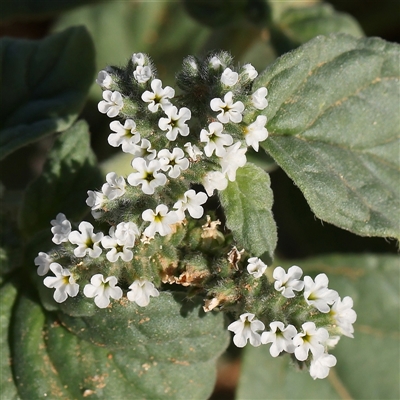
256 34 400 239
0 26 95 160
19 120 103 238
236 254 400 400
219 162 277 263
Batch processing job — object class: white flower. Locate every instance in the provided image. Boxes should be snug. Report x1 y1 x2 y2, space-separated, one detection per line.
158 106 191 141
200 121 233 157
142 204 179 237
209 56 223 69
293 322 328 361
98 90 123 118
202 171 228 196
221 67 238 86
184 142 203 160
242 64 258 80
96 70 113 88
210 91 244 123
108 119 141 153
101 224 137 262
86 190 105 218
173 189 208 219
261 321 297 357
128 158 167 195
141 79 175 112
132 52 145 66
247 257 268 278
310 353 337 380
68 221 103 258
133 65 152 83
158 148 189 178
243 115 268 151
252 87 268 110
219 142 247 181
273 265 304 298
102 172 126 200
34 252 53 276
130 138 157 161
330 296 357 338
50 213 71 245
43 263 79 303
304 273 339 313
114 221 140 247
227 312 265 348
127 279 159 307
83 274 123 308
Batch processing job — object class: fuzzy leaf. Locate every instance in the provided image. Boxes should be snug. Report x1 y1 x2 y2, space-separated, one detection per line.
0 27 95 160
236 254 400 399
10 292 228 399
219 162 277 263
256 34 400 239
19 120 102 238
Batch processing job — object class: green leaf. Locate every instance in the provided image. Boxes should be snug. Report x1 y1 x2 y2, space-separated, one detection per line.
19 120 102 238
219 162 277 263
0 26 95 160
256 34 400 239
11 292 228 399
0 283 20 400
236 254 400 399
270 3 363 54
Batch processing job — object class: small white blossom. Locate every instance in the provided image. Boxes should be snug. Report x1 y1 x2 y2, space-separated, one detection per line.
173 189 208 219
261 321 297 357
330 296 357 338
228 313 265 348
102 172 126 200
210 91 244 124
86 190 105 218
68 221 103 258
83 274 123 309
221 67 238 87
141 79 175 112
50 213 71 245
159 106 191 141
310 353 337 380
219 142 247 181
127 279 160 307
242 64 258 80
273 265 304 298
252 87 268 110
202 170 228 196
158 148 189 178
247 257 268 278
209 56 223 69
128 158 167 195
142 204 180 237
132 52 145 66
108 119 141 153
243 115 268 151
133 65 152 83
34 252 53 276
184 142 203 160
293 322 328 361
96 70 113 88
130 138 157 161
114 221 140 247
304 273 339 313
98 90 123 118
200 121 233 157
43 263 79 303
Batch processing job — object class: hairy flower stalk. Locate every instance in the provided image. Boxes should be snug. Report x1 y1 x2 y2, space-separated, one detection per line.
35 51 356 381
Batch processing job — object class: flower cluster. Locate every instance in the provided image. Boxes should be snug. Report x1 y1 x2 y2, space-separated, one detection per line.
227 265 356 380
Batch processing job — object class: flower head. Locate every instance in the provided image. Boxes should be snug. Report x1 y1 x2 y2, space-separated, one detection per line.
102 172 126 200
252 87 268 110
142 204 180 237
114 221 140 247
200 121 233 157
261 321 297 357
158 148 189 178
132 52 145 66
184 142 203 161
43 263 79 303
330 296 357 338
303 273 339 313
173 189 208 219
228 313 265 348
127 279 160 307
202 171 228 196
98 90 123 118
101 225 135 262
96 70 113 88
218 142 247 182
130 138 157 161
242 64 258 80
141 79 175 112
247 257 268 278
158 106 191 141
68 221 103 258
243 115 268 151
50 213 71 245
293 322 328 361
210 91 244 124
273 265 304 298
83 274 123 308
133 65 152 83
310 353 337 380
221 67 238 87
108 119 141 153
34 252 53 276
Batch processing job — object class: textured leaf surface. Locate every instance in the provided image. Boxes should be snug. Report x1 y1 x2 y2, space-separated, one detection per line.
236 254 400 399
0 27 95 159
20 120 102 238
256 34 400 238
11 292 228 399
219 163 277 263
